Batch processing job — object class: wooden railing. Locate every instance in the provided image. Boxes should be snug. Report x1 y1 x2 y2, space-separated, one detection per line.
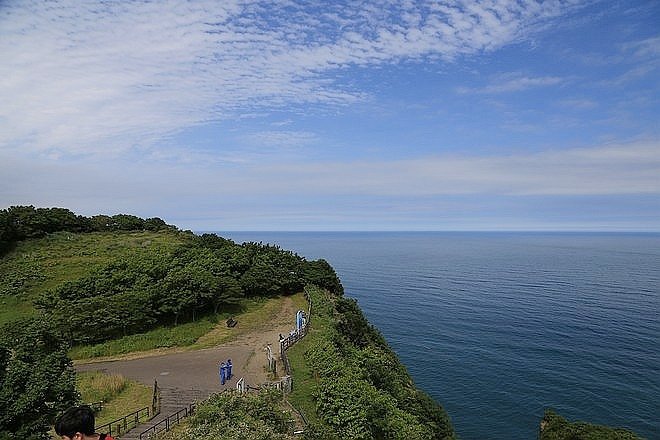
86 401 104 413
279 288 312 378
95 406 150 438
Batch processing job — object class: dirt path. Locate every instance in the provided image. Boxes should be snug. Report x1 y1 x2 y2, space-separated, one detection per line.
76 296 301 392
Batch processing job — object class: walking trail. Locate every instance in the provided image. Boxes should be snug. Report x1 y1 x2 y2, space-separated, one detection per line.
75 295 301 437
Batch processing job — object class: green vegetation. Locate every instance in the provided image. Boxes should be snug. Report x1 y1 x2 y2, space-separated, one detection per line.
0 230 186 325
1 207 342 350
0 206 342 438
0 318 77 440
288 286 455 440
76 371 152 426
0 205 173 257
157 390 296 440
540 410 643 440
70 295 294 360
69 317 218 360
32 233 340 346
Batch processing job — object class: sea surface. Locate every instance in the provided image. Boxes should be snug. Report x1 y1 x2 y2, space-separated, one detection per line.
217 231 660 439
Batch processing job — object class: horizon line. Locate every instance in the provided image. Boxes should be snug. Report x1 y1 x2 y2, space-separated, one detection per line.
196 229 660 234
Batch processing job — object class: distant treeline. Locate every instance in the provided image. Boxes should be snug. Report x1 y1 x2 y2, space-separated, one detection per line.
0 205 174 255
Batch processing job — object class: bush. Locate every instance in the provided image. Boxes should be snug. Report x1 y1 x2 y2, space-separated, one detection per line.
540 409 642 440
158 390 296 440
301 287 455 440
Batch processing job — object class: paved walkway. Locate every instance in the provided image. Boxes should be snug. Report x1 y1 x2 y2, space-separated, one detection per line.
77 345 255 391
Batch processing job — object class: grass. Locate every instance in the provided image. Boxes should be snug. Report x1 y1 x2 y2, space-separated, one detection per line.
191 297 273 349
76 371 152 427
0 230 186 326
285 287 336 425
69 318 219 360
72 294 303 361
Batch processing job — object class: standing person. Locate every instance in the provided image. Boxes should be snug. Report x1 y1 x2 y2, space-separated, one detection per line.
226 359 232 380
55 405 115 440
219 361 227 385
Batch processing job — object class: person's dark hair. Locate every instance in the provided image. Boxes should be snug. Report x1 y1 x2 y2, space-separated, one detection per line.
54 405 95 437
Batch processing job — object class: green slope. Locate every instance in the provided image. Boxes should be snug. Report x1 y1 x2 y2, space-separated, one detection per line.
0 230 186 326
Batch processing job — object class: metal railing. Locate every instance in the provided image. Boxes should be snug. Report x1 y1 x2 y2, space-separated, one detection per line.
95 406 150 438
152 379 161 417
139 403 196 440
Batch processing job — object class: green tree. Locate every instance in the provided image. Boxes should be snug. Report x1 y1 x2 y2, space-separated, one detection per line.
0 318 78 439
111 214 145 231
303 259 343 295
89 215 113 231
240 254 279 297
144 217 168 231
210 275 243 314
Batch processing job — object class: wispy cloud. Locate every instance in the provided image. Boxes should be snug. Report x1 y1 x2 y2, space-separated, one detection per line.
3 141 658 212
457 73 565 94
242 131 317 150
1 0 583 156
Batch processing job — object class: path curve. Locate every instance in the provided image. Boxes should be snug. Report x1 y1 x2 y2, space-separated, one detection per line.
76 296 299 392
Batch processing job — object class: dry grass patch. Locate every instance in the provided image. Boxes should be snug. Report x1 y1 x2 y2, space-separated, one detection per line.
76 371 152 426
193 293 305 349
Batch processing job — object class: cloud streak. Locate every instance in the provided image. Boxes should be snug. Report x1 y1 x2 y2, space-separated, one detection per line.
457 74 565 94
1 0 583 156
3 141 658 210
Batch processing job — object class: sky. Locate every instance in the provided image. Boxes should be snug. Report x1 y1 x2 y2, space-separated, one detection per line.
1 0 659 231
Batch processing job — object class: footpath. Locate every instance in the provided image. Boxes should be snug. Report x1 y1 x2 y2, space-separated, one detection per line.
76 296 300 438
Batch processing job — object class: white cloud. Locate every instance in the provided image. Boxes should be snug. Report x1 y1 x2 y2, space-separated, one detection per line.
243 141 660 197
2 141 658 214
457 73 565 94
1 0 583 156
242 131 317 150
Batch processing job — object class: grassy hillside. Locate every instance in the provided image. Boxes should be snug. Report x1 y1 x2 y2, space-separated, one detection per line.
287 286 456 439
0 230 186 326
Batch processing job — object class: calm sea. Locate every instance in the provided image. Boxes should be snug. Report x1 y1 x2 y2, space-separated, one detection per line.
217 231 660 439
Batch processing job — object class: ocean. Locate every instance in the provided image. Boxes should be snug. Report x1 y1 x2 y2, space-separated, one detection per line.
218 231 660 439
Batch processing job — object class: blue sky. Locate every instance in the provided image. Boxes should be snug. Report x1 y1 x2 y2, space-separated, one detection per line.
1 0 659 231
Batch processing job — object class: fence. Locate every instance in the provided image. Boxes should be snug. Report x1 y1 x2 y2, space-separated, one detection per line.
95 406 150 438
86 401 104 413
152 379 161 417
138 403 196 440
279 288 312 377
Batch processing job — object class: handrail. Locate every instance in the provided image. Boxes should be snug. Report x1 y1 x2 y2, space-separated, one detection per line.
279 288 312 376
152 379 161 417
138 403 196 440
95 406 150 437
86 401 104 413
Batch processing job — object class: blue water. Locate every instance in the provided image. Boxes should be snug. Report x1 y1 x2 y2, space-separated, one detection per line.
217 231 660 439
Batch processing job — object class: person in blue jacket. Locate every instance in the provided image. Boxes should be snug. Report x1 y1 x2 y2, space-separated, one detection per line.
219 361 226 385
226 359 232 380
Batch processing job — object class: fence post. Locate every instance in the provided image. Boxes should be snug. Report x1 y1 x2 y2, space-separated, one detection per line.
152 379 161 417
